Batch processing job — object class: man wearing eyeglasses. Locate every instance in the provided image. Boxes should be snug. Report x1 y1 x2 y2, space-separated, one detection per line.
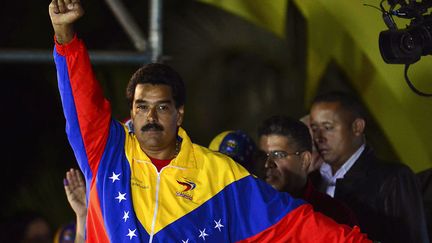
309 91 429 243
258 115 358 227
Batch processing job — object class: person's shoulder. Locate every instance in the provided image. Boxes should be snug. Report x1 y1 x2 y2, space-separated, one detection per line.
193 143 250 172
193 143 231 161
366 159 419 192
363 153 413 176
192 143 254 188
417 168 432 192
377 160 414 176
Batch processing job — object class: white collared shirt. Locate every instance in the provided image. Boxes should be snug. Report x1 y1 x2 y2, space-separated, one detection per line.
320 144 365 197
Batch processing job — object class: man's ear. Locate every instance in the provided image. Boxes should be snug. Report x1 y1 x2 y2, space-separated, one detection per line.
301 151 312 172
177 105 185 126
352 118 365 136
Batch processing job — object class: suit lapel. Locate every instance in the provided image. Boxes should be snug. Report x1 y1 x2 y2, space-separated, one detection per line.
335 146 375 198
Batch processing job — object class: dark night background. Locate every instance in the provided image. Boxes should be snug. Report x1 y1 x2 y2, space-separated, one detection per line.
0 0 398 232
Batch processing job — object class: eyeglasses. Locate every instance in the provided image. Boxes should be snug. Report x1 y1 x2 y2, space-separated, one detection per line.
262 150 302 161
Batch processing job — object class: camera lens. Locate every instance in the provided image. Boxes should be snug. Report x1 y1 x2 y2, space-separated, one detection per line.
379 29 421 64
400 34 415 51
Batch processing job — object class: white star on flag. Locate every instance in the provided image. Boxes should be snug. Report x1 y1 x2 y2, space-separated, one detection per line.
214 219 224 232
182 239 189 243
115 192 126 203
109 172 121 183
199 228 209 240
126 228 137 240
123 211 130 222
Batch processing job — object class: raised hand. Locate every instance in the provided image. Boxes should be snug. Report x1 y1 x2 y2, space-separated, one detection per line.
49 0 84 44
64 168 87 218
49 0 84 26
64 168 87 243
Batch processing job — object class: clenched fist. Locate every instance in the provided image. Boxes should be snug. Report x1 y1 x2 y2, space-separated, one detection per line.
49 0 84 44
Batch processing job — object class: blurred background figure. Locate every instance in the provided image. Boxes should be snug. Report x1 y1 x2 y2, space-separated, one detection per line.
209 130 258 175
258 115 358 227
54 222 76 243
0 210 52 243
300 114 324 173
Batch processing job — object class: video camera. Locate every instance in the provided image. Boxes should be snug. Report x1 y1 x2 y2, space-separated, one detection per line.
376 0 432 96
379 0 432 64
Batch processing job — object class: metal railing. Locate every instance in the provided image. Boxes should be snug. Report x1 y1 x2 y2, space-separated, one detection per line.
0 0 161 65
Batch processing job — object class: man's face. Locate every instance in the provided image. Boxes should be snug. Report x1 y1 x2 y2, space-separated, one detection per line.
310 102 358 169
259 134 307 193
131 84 184 154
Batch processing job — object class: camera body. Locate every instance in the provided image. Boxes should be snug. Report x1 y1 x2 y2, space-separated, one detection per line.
379 0 432 64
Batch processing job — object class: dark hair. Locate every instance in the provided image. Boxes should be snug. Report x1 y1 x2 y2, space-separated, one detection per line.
258 115 312 152
126 63 186 108
312 91 366 120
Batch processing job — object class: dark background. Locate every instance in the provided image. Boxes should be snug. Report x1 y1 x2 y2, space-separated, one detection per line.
0 0 397 231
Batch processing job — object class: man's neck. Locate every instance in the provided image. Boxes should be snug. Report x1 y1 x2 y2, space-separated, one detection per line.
141 142 178 160
331 163 344 175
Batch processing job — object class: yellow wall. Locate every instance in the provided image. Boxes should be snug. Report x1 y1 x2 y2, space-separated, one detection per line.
200 0 432 172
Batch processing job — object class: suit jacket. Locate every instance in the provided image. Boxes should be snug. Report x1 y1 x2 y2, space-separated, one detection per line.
311 146 429 243
417 168 432 242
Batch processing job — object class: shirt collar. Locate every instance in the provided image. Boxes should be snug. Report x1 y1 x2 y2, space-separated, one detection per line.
129 127 198 170
320 144 365 184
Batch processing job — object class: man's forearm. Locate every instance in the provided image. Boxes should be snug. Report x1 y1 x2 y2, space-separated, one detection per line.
75 215 86 243
53 24 74 44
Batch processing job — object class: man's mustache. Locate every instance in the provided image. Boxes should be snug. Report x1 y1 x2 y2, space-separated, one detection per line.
141 123 164 132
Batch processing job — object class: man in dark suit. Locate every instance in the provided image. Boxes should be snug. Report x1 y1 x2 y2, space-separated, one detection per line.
309 91 429 243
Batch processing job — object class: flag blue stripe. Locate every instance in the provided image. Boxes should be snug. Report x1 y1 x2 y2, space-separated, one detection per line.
154 176 305 242
96 121 150 242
